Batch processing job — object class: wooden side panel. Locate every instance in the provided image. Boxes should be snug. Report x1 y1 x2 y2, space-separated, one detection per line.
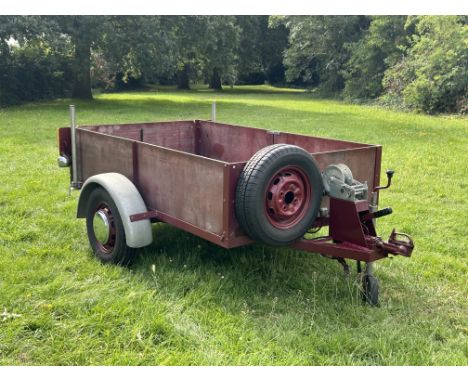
91 124 146 140
137 143 225 235
82 121 196 153
140 122 196 153
314 147 378 209
313 147 377 190
77 129 134 182
199 121 274 162
274 131 370 152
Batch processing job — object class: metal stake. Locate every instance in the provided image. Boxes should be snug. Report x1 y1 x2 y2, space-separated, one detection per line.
211 101 216 121
69 105 78 188
365 191 379 276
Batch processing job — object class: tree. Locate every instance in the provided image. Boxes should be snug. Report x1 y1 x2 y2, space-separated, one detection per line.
272 16 368 92
51 16 102 99
343 16 409 99
383 16 468 113
53 16 178 98
236 16 288 85
202 16 240 90
1 16 181 101
3 16 177 100
236 16 266 84
263 18 289 84
100 16 177 86
167 16 211 89
0 16 73 105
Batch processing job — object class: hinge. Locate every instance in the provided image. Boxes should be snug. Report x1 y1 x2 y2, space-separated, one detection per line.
267 130 280 135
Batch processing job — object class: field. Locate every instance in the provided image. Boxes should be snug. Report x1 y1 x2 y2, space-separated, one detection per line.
0 85 467 365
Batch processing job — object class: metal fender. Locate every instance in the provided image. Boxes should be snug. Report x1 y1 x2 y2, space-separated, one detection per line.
77 173 153 248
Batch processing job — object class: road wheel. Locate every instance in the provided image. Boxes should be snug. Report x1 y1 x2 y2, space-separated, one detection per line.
362 275 380 306
86 187 136 265
236 144 323 246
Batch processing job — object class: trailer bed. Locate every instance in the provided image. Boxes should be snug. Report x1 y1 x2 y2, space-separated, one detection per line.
60 120 381 249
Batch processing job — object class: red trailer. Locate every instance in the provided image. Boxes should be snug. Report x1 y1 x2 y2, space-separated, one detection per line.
57 106 413 305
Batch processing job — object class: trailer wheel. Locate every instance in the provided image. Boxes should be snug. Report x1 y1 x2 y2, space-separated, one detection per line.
362 275 380 306
236 144 323 246
86 187 136 265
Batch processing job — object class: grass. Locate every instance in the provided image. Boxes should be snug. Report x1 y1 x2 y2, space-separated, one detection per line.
0 85 467 365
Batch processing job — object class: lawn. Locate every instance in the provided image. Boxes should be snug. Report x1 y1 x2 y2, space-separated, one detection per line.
0 85 466 365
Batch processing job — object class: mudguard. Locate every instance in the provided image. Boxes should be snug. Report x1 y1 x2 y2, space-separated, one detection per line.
77 172 153 248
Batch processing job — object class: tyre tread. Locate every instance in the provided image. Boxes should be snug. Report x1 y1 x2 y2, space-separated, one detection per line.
236 144 323 246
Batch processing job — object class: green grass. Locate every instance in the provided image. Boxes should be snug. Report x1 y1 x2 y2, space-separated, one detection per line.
0 85 467 365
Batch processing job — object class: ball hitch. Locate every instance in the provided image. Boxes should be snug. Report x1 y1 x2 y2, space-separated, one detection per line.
388 229 414 257
370 229 414 257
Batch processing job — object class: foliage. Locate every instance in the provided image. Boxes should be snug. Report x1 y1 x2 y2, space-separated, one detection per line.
343 16 409 100
51 16 104 99
271 16 368 92
0 16 178 102
237 16 288 85
103 16 178 84
0 16 73 106
262 21 289 85
167 16 214 89
236 16 266 84
382 16 468 114
1 16 467 113
202 16 240 89
0 44 73 106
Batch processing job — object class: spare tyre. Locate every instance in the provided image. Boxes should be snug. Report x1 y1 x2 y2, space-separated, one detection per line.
236 144 323 246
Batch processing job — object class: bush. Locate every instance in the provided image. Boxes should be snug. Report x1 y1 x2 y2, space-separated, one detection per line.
237 71 266 85
114 72 145 91
343 16 408 100
382 16 468 114
0 45 72 107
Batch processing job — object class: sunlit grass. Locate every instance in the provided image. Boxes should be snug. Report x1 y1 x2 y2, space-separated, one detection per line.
0 85 467 365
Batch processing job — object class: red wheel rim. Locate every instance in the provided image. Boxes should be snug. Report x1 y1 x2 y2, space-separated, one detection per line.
93 203 117 253
265 166 312 229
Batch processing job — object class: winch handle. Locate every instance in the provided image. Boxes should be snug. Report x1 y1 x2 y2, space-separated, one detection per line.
374 169 394 192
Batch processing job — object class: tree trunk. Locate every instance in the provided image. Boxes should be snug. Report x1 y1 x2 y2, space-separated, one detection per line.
71 38 93 100
209 67 222 90
177 63 190 90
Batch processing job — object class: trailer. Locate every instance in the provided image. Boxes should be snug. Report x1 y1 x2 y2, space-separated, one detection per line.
57 106 413 305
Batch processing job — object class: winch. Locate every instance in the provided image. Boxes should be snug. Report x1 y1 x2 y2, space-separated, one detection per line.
322 163 368 201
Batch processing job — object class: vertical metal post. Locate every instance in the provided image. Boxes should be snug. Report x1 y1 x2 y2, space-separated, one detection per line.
365 191 379 276
69 105 78 188
211 101 216 122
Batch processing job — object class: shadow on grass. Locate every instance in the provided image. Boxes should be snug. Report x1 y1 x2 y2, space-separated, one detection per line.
2 95 368 147
70 95 453 136
5 90 451 147
65 96 394 137
129 223 360 316
143 84 307 96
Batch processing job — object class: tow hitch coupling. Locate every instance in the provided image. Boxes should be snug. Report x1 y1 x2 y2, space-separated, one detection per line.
388 229 414 257
368 229 414 257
